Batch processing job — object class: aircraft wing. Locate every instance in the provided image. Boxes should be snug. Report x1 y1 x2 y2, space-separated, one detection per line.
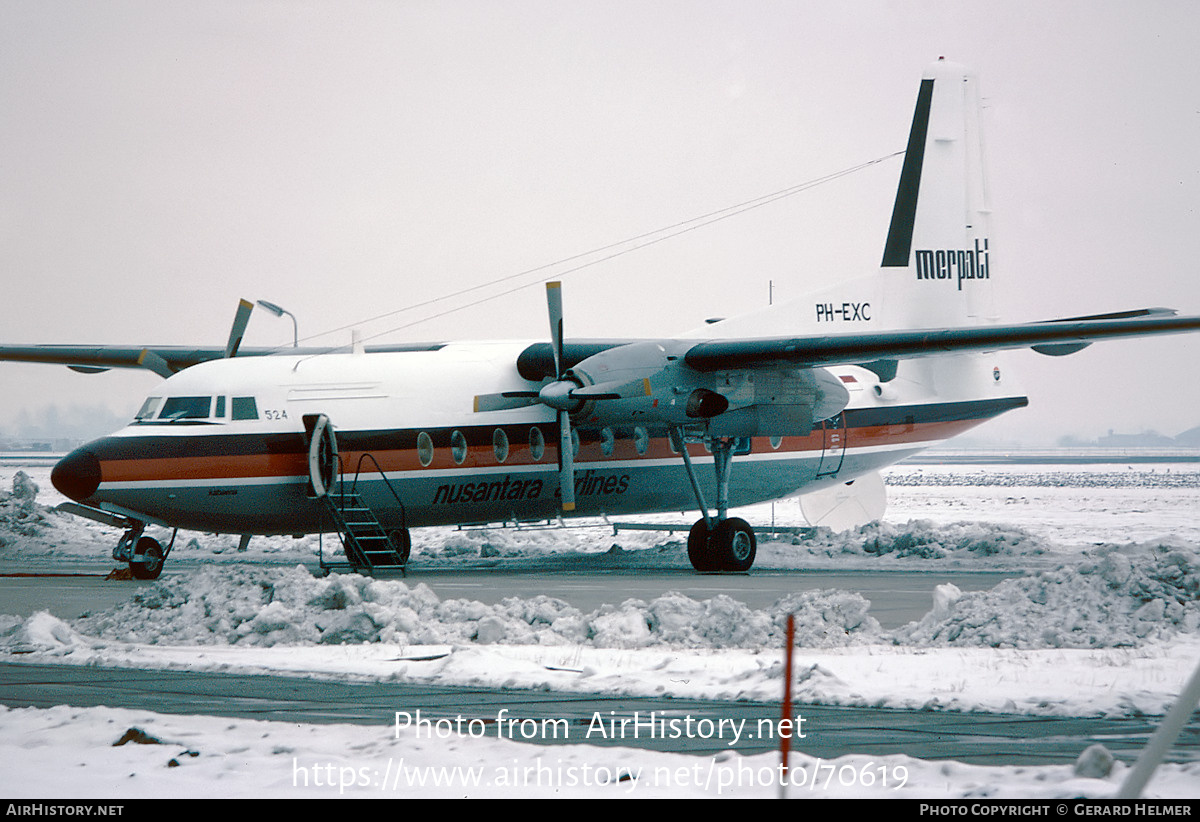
0 298 448 377
0 343 449 377
0 345 233 376
681 308 1200 372
5 307 1196 381
509 308 1200 383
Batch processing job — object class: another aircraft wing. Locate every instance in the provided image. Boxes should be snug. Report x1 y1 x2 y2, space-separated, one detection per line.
681 308 1200 372
0 297 448 377
0 343 449 377
0 345 232 376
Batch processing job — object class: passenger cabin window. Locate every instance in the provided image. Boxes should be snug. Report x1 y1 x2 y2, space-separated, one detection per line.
417 432 434 467
450 430 468 465
634 426 649 456
231 397 259 421
493 428 509 463
529 426 545 461
214 396 226 418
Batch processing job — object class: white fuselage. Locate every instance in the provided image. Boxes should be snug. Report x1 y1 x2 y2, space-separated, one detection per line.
52 341 1027 534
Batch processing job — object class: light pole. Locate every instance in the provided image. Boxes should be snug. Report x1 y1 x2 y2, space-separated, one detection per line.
256 300 298 347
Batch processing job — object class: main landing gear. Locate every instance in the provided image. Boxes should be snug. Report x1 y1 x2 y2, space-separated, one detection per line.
672 429 757 573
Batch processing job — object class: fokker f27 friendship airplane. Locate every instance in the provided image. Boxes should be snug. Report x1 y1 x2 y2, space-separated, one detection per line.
4 59 1200 580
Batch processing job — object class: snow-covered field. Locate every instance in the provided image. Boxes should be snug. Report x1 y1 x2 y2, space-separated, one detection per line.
2 460 1200 798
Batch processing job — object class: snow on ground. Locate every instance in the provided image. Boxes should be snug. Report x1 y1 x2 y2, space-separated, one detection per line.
3 460 1200 798
9 701 1199 799
5 700 1200 799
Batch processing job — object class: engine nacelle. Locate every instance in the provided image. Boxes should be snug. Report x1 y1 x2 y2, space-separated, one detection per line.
561 341 706 427
564 341 849 435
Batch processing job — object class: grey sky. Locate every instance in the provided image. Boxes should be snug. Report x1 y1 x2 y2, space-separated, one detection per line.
2 1 1199 445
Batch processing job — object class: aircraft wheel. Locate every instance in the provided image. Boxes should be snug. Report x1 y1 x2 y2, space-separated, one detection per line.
687 520 718 572
711 517 756 572
388 529 412 565
129 536 164 580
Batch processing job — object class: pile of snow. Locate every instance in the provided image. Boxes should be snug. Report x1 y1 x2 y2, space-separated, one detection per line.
793 519 1046 561
0 535 1189 656
0 471 48 546
49 565 878 650
896 541 1200 648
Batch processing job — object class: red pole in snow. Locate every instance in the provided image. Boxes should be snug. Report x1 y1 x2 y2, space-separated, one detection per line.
780 613 795 799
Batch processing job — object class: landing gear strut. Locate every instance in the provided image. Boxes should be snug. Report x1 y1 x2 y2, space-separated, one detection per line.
673 428 757 573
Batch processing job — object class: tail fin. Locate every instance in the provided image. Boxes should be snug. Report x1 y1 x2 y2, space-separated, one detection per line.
880 58 997 328
684 58 999 342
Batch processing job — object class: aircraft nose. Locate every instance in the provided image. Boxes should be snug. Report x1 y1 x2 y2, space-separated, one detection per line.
52 447 101 502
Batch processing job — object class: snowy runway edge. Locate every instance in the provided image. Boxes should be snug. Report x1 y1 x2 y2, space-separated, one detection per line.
4 463 1200 797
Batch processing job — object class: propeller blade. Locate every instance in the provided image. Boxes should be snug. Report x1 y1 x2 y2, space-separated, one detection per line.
473 392 540 413
546 281 565 377
547 281 575 511
136 348 173 378
224 299 255 358
558 409 576 512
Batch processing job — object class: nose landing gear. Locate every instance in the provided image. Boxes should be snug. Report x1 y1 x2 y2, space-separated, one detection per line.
110 519 175 580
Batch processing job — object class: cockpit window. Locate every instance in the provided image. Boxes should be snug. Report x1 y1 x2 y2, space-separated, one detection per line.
134 397 162 421
231 396 259 421
159 396 212 420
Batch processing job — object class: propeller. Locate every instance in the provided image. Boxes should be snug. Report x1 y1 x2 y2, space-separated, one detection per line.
471 282 657 513
546 282 576 512
224 299 255 358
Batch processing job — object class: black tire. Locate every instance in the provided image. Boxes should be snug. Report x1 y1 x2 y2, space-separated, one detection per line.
129 536 164 580
388 529 412 565
711 517 756 572
687 519 718 572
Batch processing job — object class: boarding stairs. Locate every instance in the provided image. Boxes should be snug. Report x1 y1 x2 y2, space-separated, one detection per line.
320 488 409 575
306 413 409 576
